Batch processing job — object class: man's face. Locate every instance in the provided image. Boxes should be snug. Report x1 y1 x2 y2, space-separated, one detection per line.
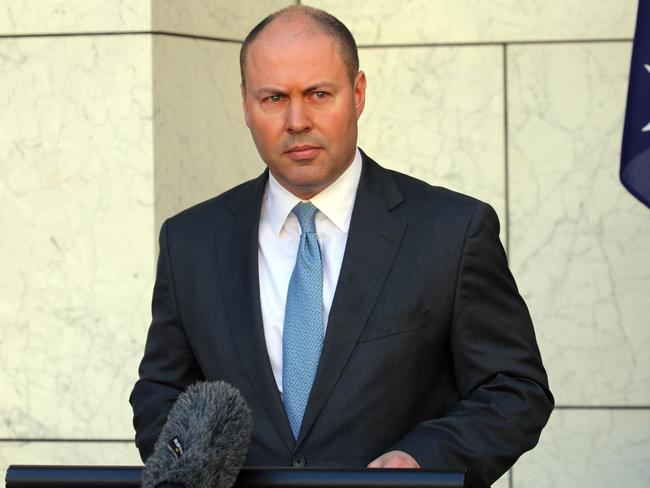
242 20 366 200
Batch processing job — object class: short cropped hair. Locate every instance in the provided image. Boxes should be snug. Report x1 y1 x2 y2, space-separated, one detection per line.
239 5 359 86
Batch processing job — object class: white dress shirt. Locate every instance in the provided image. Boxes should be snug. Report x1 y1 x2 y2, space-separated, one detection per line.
258 148 363 392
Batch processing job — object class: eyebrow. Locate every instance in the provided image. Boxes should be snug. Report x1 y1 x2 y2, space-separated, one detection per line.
253 86 286 97
304 82 337 92
253 81 338 98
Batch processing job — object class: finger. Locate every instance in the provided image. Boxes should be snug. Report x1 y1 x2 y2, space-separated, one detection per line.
367 456 384 468
380 457 402 468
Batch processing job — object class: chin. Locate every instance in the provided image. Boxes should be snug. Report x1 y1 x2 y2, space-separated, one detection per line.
284 176 329 199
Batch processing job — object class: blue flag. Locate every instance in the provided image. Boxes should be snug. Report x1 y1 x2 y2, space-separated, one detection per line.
621 0 650 208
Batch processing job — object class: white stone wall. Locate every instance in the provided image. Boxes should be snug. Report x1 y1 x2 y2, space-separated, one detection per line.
0 0 154 471
2 1 648 486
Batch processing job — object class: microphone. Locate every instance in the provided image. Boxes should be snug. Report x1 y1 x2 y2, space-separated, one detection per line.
141 381 253 488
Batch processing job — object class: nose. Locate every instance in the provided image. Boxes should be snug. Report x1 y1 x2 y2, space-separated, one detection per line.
285 98 312 134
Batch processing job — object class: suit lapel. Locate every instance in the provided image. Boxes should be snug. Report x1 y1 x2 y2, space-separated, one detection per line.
219 172 295 451
297 154 406 446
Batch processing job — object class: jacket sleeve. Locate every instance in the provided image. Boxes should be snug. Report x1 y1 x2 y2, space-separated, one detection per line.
391 202 554 488
129 220 205 461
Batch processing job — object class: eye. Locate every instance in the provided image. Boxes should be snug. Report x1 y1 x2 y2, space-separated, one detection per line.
266 94 285 103
309 91 330 103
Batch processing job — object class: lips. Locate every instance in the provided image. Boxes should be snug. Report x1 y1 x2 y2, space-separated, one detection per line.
286 145 321 161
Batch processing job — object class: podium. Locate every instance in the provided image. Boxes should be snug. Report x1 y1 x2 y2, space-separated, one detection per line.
6 466 466 488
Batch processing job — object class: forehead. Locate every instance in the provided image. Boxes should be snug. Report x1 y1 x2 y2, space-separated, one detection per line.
245 21 347 87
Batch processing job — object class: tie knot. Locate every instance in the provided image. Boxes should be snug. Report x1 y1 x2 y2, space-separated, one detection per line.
292 201 318 234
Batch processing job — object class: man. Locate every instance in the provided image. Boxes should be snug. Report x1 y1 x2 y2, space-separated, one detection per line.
130 5 553 487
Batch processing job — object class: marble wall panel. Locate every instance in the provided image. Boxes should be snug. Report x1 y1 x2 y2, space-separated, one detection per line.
305 0 636 45
0 0 150 35
513 409 650 488
153 0 294 40
0 35 154 438
153 37 264 231
357 46 506 236
0 441 142 477
508 42 650 406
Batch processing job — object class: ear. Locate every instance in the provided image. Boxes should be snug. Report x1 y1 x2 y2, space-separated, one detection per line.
241 83 250 127
353 71 367 119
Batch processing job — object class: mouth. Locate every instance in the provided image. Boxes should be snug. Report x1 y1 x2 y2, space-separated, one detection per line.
285 145 321 161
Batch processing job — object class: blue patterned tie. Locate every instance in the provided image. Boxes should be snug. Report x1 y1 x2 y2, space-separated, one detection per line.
283 201 324 439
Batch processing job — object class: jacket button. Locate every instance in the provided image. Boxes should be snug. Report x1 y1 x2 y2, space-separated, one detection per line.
292 454 306 467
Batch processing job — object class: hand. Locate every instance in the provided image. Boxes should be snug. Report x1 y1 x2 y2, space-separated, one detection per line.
367 450 420 468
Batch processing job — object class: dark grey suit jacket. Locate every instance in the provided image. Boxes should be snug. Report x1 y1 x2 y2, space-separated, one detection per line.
130 151 553 487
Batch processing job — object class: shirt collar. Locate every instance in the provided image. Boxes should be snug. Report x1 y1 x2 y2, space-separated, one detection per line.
267 147 363 236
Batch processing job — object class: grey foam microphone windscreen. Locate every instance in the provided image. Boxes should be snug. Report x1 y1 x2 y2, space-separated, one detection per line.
141 381 253 488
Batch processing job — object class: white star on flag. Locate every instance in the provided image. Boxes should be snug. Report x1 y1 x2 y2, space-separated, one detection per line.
644 64 650 132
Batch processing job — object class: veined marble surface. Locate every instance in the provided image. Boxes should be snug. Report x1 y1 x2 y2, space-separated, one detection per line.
0 35 154 438
508 42 650 405
154 37 264 231
0 441 142 476
358 45 506 239
0 0 150 35
154 0 293 40
514 409 650 487
306 0 636 45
